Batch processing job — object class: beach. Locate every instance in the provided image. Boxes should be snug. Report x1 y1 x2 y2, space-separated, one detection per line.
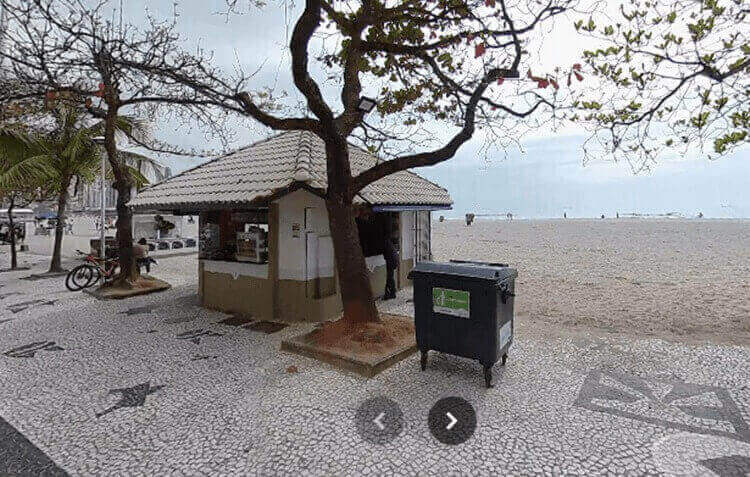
432 218 750 346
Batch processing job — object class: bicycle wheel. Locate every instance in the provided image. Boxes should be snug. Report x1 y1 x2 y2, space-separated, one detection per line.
83 265 102 288
66 265 94 291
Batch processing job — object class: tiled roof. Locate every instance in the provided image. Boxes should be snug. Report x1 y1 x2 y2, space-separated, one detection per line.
129 130 452 211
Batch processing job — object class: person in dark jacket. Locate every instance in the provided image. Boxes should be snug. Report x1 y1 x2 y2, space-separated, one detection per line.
383 237 399 300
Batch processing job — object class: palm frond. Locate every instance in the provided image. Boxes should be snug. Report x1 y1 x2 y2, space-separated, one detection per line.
124 164 150 188
0 127 37 162
62 126 94 161
2 105 158 199
0 153 59 191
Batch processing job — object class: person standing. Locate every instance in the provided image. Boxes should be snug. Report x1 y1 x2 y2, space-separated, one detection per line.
383 216 399 300
134 238 154 274
383 238 399 300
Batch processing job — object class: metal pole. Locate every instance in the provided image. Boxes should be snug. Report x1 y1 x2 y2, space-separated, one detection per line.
100 151 106 259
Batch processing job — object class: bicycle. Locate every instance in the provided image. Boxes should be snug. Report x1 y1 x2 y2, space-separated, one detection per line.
65 250 120 291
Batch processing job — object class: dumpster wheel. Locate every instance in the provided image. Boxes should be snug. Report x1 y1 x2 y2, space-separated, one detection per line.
420 350 428 371
483 365 493 388
501 353 508 366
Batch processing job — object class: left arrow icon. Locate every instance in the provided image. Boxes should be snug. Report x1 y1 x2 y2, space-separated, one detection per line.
355 397 403 444
373 412 386 430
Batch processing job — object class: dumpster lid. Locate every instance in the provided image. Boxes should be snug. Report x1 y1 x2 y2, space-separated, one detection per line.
408 260 518 282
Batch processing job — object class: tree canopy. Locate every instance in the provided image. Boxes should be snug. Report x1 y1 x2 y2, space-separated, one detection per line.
0 0 212 284
115 0 589 180
574 0 749 170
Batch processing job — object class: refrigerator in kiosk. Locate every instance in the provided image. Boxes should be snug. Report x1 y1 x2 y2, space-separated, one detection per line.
235 227 268 263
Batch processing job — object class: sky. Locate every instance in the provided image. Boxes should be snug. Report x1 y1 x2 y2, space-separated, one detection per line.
113 0 748 219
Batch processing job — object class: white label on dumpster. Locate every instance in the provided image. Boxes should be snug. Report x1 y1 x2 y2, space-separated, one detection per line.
432 287 470 318
499 321 512 349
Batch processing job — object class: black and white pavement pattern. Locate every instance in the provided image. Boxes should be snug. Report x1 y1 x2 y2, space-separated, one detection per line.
0 253 748 476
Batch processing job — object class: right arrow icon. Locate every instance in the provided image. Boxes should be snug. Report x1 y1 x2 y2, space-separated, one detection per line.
445 412 458 430
429 397 477 445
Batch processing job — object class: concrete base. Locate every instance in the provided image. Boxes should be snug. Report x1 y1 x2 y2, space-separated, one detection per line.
83 276 171 300
281 332 418 378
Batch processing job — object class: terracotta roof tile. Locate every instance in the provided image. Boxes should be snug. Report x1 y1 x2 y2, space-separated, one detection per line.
129 130 452 210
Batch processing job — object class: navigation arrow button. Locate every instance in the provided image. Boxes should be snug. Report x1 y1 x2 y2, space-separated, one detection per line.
445 412 458 430
373 412 386 430
355 397 403 445
428 397 477 445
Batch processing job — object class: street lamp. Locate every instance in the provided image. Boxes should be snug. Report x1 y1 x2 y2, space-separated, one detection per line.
357 96 377 114
92 136 107 259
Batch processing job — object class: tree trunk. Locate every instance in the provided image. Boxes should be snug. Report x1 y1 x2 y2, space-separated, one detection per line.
49 181 69 273
324 138 379 324
7 195 17 270
102 104 139 287
113 180 138 285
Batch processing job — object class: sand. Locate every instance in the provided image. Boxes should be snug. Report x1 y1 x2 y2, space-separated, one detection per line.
308 314 415 357
432 218 750 347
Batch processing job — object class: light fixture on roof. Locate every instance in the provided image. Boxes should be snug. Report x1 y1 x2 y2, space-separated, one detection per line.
498 68 520 79
92 136 105 145
357 96 377 114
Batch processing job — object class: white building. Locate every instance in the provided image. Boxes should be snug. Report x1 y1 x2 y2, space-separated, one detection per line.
130 130 452 323
68 152 172 215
